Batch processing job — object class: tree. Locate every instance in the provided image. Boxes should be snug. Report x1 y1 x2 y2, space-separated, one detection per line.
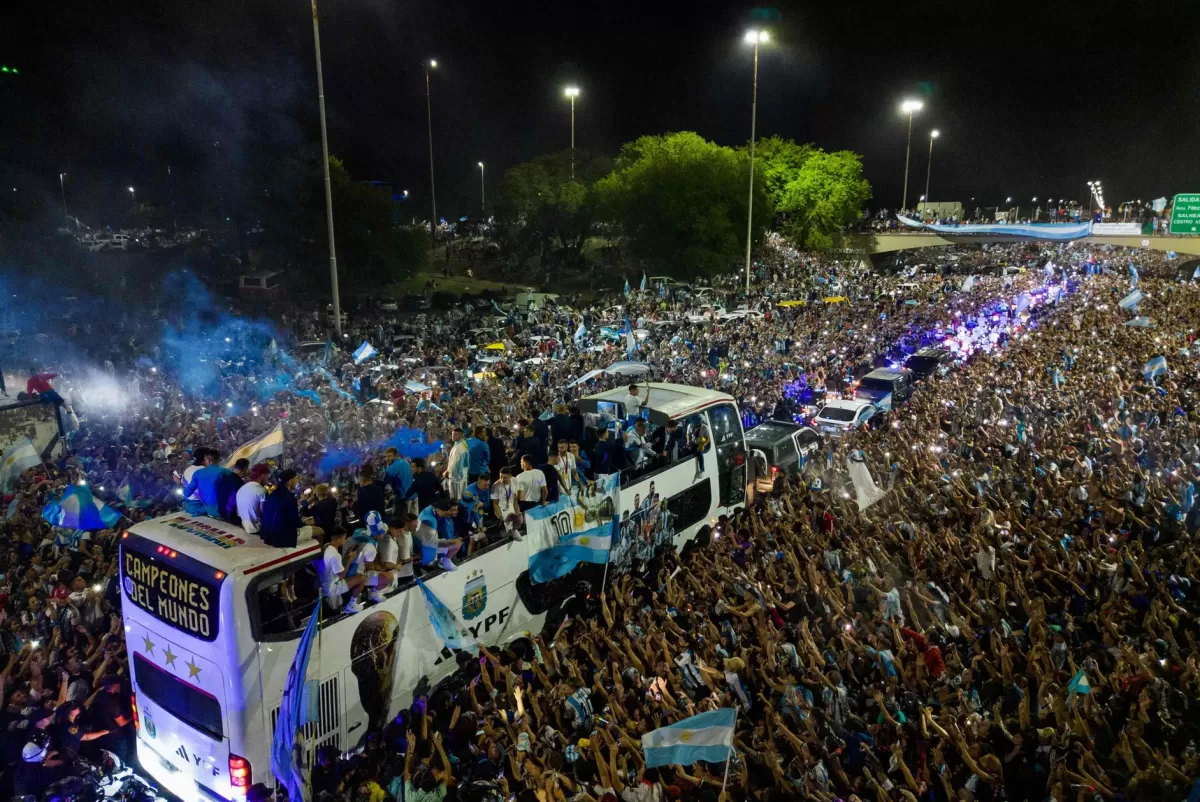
495 149 607 267
595 132 770 278
776 150 872 249
751 136 815 209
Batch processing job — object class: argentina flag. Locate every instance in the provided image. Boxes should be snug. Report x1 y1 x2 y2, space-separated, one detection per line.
574 320 587 344
416 578 479 654
1118 289 1144 311
642 708 736 769
1143 355 1168 379
528 523 614 584
352 341 378 365
271 606 320 802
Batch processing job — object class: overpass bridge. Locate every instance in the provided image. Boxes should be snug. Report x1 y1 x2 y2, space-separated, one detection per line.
847 232 1200 257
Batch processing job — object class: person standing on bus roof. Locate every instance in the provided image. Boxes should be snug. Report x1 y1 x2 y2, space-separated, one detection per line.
261 470 323 548
217 458 249 521
620 383 645 423
465 426 490 483
444 426 470 501
514 454 547 511
182 449 234 519
377 513 419 589
353 464 387 524
316 527 368 614
416 498 462 571
383 447 416 516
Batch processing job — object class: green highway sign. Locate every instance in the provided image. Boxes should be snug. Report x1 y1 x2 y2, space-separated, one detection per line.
1169 193 1200 235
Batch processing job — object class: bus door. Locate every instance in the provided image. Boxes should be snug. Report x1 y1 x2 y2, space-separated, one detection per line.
121 537 235 800
707 403 747 507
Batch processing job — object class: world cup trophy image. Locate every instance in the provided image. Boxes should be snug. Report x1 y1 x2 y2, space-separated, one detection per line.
350 610 399 733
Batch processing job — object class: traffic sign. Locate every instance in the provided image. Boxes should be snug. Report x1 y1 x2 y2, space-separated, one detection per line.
1169 193 1200 234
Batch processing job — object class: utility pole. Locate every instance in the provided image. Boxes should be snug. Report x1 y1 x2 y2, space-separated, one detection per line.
311 0 341 338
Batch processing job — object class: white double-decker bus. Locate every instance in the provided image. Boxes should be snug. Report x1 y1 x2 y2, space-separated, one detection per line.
563 383 750 575
119 384 749 801
119 516 545 802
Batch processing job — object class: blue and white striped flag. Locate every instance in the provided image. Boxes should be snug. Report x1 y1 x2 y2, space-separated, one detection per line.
528 523 614 584
1129 264 1139 288
1067 667 1091 696
623 278 631 297
642 708 736 769
625 329 638 359
1118 290 1144 311
1123 317 1152 328
960 275 975 292
352 341 378 365
574 320 587 344
271 605 320 802
640 272 647 291
416 578 479 654
1143 355 1169 379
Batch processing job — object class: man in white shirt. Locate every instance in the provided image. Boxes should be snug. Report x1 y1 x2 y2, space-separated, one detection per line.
348 511 395 604
492 468 522 537
374 514 419 590
555 441 578 497
444 426 470 501
315 529 368 614
620 384 644 423
514 454 547 512
235 463 270 533
624 419 654 467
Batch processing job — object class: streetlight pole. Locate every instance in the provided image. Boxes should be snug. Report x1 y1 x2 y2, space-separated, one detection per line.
923 129 939 219
58 172 68 228
742 29 768 294
478 162 485 214
564 86 580 180
311 0 342 338
425 59 439 251
900 99 923 211
128 186 137 228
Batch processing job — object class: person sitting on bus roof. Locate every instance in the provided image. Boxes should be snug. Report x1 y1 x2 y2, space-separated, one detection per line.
416 497 462 572
261 470 323 548
345 511 393 605
316 527 368 614
180 447 209 515
217 458 249 521
182 448 235 519
235 462 271 534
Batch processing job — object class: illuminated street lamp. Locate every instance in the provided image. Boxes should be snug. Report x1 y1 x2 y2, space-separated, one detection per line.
922 129 939 218
128 186 138 228
742 28 769 292
564 86 580 179
899 99 923 210
478 162 485 213
425 59 439 245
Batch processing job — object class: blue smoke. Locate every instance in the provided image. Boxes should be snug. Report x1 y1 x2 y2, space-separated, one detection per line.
317 427 443 478
158 272 284 396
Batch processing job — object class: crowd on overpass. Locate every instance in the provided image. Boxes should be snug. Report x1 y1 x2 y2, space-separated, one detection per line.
1 234 1199 800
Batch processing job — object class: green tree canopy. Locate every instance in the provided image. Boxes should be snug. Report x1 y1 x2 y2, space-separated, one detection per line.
776 149 871 249
495 149 608 266
752 136 815 208
596 131 770 278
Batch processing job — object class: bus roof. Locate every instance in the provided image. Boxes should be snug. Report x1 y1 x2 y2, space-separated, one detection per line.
124 513 320 576
581 382 735 420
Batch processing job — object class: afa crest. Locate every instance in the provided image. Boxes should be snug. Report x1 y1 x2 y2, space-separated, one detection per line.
462 570 487 620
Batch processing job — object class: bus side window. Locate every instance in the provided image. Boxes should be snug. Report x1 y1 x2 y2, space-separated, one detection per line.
708 403 747 508
250 562 321 641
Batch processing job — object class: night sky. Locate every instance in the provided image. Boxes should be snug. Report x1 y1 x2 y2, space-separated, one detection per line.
3 0 1197 227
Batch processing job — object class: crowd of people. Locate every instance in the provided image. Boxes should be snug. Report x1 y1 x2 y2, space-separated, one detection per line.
1 231 1198 801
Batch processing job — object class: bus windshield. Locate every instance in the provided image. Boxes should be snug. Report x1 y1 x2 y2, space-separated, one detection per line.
121 535 223 642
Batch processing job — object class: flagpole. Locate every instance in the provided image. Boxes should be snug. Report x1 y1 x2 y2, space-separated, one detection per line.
719 707 738 799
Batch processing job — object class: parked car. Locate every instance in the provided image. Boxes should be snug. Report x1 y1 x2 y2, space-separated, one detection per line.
746 421 823 493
